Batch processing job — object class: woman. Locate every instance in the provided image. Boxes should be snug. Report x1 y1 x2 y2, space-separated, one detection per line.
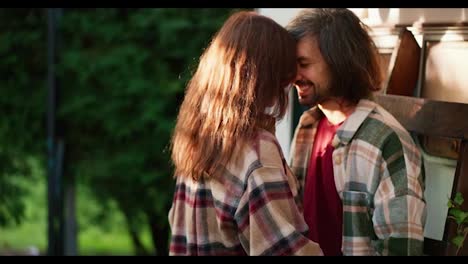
168 11 322 256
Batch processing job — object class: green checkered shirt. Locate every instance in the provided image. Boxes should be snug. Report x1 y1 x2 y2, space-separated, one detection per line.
290 99 426 255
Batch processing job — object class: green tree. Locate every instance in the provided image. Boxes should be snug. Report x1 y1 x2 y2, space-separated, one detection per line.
56 8 241 255
0 9 47 228
0 8 247 255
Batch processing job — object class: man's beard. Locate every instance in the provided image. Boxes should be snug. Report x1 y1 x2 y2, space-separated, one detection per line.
295 80 330 107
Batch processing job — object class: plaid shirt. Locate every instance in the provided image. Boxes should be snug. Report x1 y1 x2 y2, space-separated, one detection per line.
168 129 322 256
290 99 426 256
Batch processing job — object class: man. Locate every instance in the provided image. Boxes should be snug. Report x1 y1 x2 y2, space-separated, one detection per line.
287 8 426 256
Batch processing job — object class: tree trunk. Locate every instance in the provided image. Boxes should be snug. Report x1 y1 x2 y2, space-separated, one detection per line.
121 209 148 256
128 226 148 256
148 213 169 256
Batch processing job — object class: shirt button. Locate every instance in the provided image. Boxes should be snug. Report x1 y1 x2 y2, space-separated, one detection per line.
334 154 342 165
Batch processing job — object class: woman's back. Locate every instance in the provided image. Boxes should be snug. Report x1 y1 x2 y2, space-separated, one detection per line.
169 129 319 255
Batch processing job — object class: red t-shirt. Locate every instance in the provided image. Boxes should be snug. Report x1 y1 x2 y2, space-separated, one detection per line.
303 116 343 256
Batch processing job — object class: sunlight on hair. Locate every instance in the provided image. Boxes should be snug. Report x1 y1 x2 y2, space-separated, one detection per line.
349 8 368 19
171 11 297 180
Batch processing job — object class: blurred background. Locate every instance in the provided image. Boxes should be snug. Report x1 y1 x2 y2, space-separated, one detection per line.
0 8 250 256
2 7 468 256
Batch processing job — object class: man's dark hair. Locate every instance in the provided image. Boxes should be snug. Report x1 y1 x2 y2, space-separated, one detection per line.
287 8 382 104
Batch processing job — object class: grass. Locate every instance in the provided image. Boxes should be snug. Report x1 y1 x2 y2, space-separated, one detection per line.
0 161 152 255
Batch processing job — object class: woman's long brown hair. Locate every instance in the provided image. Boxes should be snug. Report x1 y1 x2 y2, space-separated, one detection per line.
171 11 297 181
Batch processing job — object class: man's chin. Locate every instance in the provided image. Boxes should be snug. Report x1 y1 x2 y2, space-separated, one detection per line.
298 97 317 108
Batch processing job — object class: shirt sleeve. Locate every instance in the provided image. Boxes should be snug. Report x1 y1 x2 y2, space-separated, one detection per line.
234 164 323 256
372 135 426 256
288 124 307 204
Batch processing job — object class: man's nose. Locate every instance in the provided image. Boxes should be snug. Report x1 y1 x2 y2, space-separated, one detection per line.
294 66 303 83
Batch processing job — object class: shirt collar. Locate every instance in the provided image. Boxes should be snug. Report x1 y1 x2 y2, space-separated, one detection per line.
297 99 378 147
297 105 323 128
333 99 377 147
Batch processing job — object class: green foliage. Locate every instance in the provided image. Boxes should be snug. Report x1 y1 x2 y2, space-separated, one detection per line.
56 9 240 254
0 156 34 227
447 192 468 255
0 171 149 255
1 7 247 254
0 9 47 227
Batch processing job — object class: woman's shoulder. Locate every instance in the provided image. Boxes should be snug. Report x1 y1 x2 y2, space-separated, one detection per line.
225 129 286 182
250 129 285 168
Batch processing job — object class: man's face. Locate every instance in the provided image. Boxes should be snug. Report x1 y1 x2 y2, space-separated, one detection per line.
294 36 331 107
